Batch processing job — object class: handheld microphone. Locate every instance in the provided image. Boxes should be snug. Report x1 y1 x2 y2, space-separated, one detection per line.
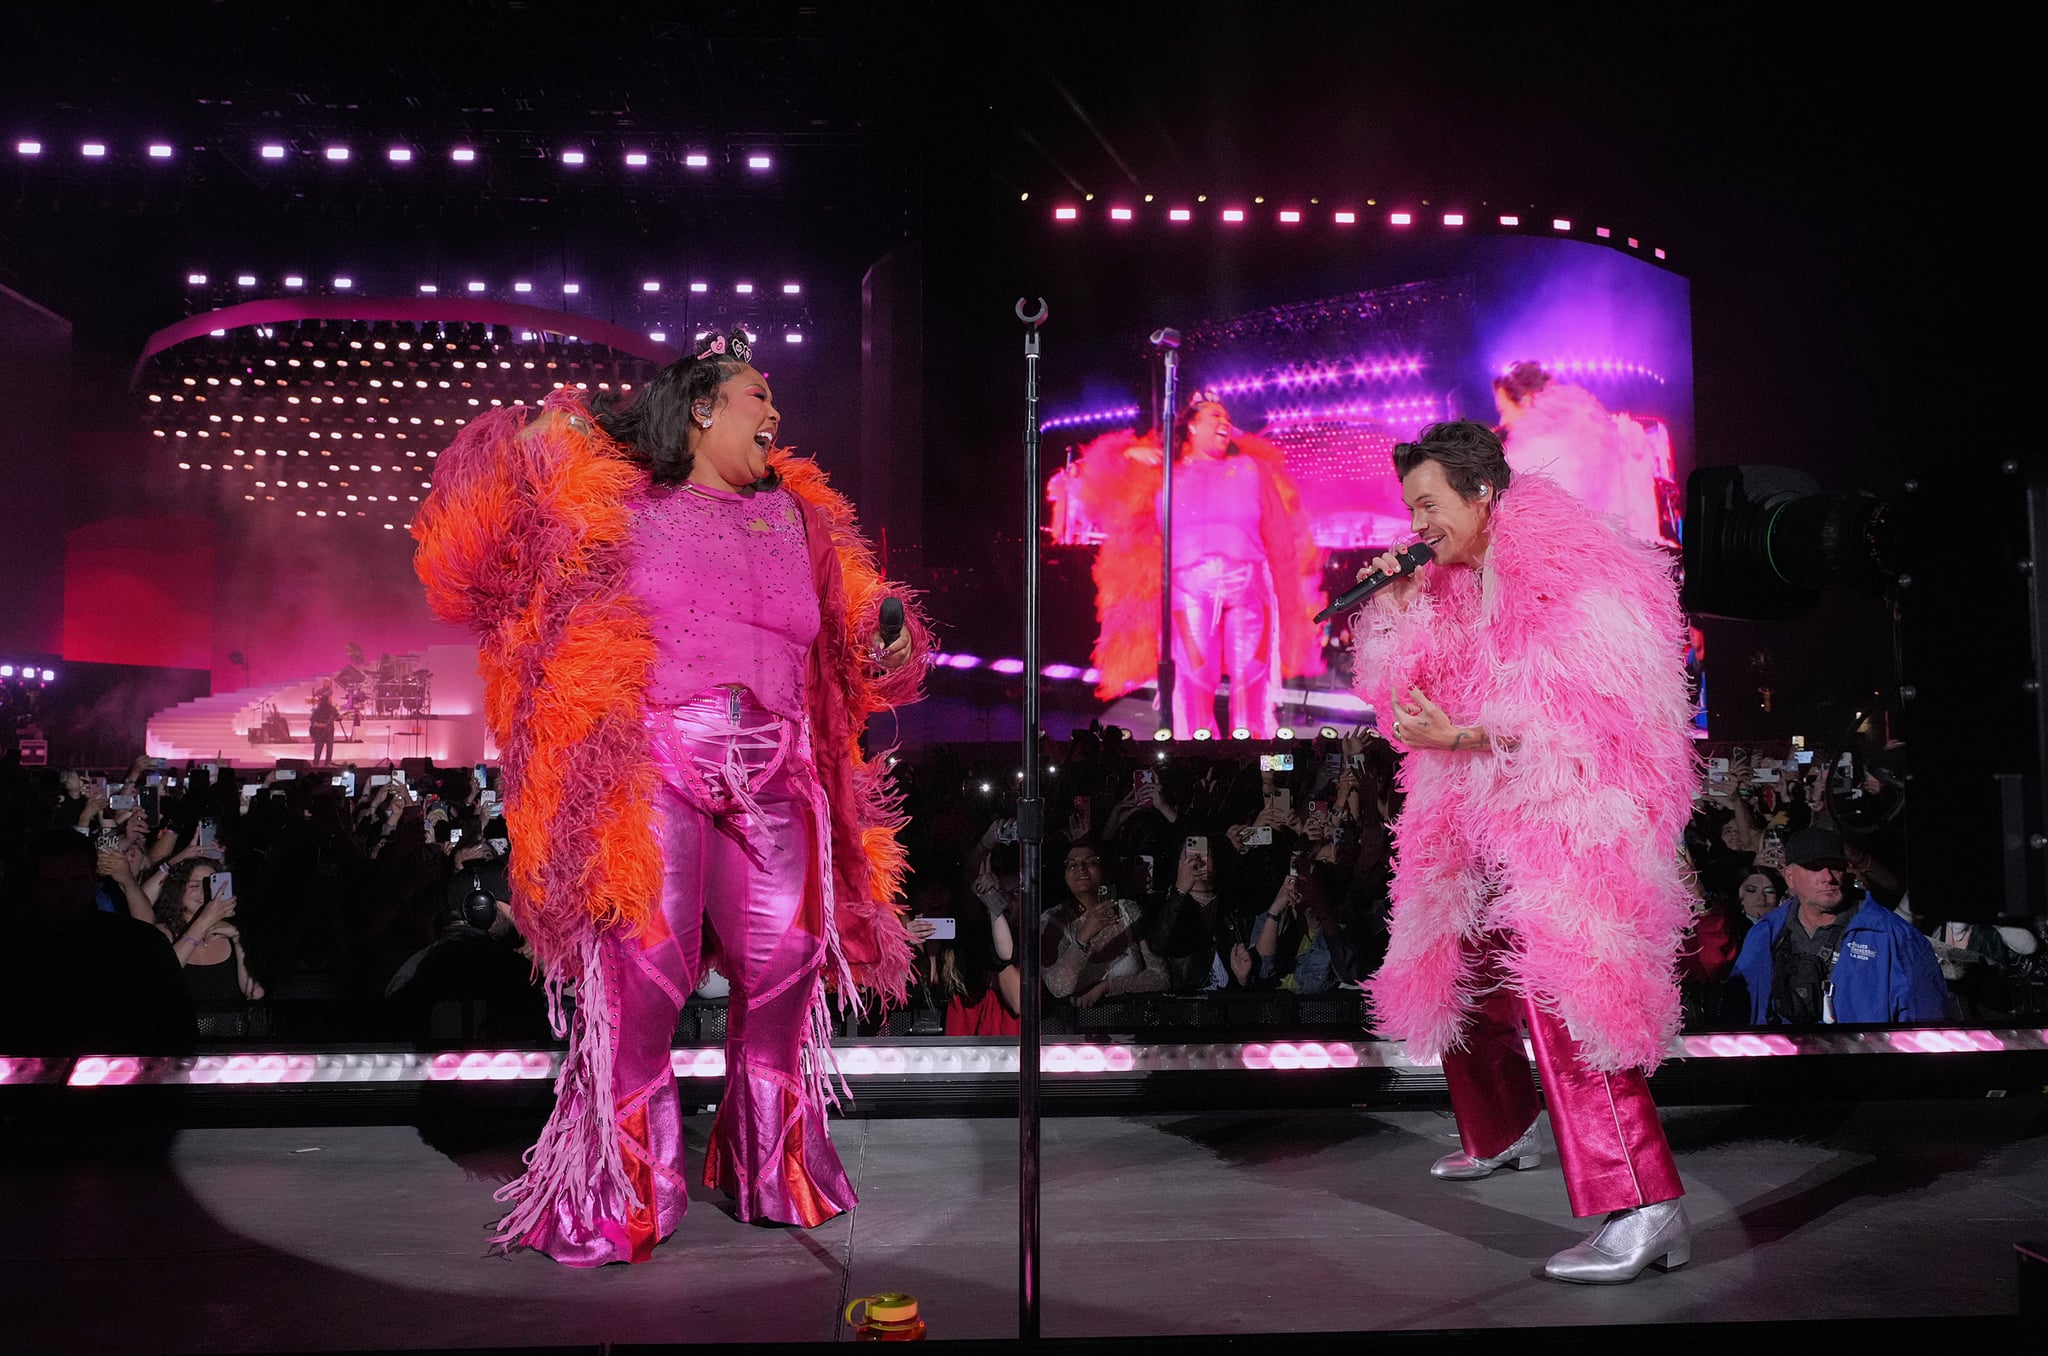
1148 328 1182 350
877 596 906 647
1313 541 1435 623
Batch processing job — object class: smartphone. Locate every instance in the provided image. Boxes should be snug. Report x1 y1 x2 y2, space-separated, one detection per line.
474 763 490 788
274 768 298 782
1185 835 1209 859
1754 768 1780 783
1246 826 1274 846
108 794 140 811
481 789 500 807
1269 787 1293 816
923 917 957 941
1707 757 1731 774
369 774 391 787
1135 854 1154 891
1838 753 1854 768
1070 795 1093 836
1794 750 1814 765
145 774 163 788
196 818 218 849
994 817 1018 844
1134 768 1157 787
450 827 464 844
240 784 260 802
391 769 407 785
1790 735 1806 751
338 771 357 795
205 870 234 903
488 836 510 856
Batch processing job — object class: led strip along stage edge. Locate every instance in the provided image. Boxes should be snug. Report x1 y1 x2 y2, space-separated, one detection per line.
3 1030 2045 1120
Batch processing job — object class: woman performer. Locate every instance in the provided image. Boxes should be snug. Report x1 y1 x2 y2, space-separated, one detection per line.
1346 420 1696 1284
1074 395 1323 739
413 332 929 1265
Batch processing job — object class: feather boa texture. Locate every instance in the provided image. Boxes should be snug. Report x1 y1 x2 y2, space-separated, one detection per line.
412 395 927 1006
1351 476 1697 1073
1073 429 1325 700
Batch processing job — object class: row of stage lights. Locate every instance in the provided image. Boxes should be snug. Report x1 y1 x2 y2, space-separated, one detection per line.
13 138 775 173
184 273 804 300
0 664 58 683
1038 197 1667 258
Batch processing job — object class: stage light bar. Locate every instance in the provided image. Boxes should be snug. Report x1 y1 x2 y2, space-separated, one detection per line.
1552 218 1571 231
512 281 532 293
1389 212 1412 225
685 153 710 168
1221 208 1246 222
561 149 586 165
1169 208 1193 221
649 331 666 342
259 144 286 160
1054 206 1079 221
990 658 1026 675
236 274 256 287
283 276 304 289
562 282 581 295
746 154 771 170
1499 214 1520 226
1334 211 1356 224
735 282 754 294
147 143 173 159
324 145 350 162
1443 213 1465 226
16 139 42 156
784 332 803 344
418 283 438 294
641 280 661 292
782 283 801 295
333 276 353 289
1110 206 1133 221
81 142 107 158
186 273 207 285
387 145 412 163
690 281 709 293
624 151 649 167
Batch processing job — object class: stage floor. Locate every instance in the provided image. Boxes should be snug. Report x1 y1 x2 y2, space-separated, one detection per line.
5 1099 2042 1349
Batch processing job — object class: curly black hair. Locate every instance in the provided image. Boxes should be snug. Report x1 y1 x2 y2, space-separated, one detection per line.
592 332 767 487
153 858 213 937
1390 420 1512 502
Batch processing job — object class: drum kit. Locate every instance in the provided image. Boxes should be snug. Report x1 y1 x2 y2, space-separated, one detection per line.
337 652 432 718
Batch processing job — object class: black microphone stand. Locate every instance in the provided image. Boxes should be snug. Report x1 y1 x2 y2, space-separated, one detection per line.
1150 329 1182 734
1012 297 1048 1341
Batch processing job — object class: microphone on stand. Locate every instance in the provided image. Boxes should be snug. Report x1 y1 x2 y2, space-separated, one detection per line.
1148 328 1181 350
1313 541 1435 623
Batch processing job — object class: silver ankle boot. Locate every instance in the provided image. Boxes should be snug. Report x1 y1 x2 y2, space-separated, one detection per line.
1430 1118 1542 1180
1543 1198 1691 1284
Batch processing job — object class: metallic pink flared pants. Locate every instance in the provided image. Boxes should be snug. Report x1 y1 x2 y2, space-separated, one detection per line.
1169 556 1279 739
1441 940 1684 1218
522 686 853 1265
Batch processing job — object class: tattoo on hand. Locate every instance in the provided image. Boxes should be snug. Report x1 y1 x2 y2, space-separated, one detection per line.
1451 729 1469 752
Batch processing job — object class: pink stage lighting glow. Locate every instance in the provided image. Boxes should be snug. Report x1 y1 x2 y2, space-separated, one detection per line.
1054 206 1079 220
1389 212 1412 225
561 149 586 165
1110 206 1134 220
1169 208 1193 221
990 658 1026 675
16 139 42 156
386 146 413 163
260 144 286 160
747 154 772 169
685 153 710 168
1596 226 1612 238
1221 208 1246 222
451 147 476 162
148 143 174 159
1628 237 1640 248
1499 214 1520 226
82 142 107 158
324 146 350 162
1654 247 1667 259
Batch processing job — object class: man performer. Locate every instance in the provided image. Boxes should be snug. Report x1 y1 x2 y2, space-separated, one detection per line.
1346 420 1697 1284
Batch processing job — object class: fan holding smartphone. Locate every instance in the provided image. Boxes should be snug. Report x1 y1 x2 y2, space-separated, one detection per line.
150 860 263 1001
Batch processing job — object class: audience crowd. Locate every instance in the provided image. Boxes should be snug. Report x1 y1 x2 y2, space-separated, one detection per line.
2 724 2044 1055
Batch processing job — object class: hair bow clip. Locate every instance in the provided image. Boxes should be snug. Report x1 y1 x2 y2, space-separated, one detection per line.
694 334 728 361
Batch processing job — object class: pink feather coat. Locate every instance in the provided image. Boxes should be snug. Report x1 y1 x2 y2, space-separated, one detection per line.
1350 475 1697 1073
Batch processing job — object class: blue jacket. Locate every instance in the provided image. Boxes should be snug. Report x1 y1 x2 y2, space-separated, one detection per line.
1729 895 1947 1025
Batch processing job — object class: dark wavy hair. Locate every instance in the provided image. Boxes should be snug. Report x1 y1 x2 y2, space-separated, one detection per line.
153 858 213 936
1171 398 1242 459
1491 360 1552 407
1391 420 1513 502
592 334 765 487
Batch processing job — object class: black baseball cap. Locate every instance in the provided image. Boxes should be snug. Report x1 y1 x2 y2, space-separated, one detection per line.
1783 827 1850 869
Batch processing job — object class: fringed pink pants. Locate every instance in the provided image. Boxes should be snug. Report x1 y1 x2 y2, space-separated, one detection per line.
1442 938 1684 1218
1169 556 1278 739
519 687 853 1266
